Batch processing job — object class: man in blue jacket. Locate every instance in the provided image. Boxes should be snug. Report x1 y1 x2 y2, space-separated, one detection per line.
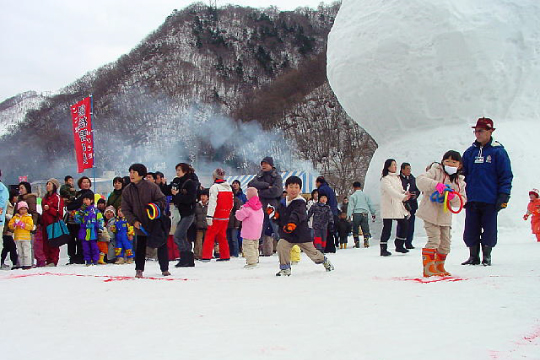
462 118 513 266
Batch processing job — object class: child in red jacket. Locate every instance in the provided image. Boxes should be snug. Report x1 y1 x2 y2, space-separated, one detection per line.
523 189 540 242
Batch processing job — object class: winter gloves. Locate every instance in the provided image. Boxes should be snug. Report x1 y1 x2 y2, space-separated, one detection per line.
283 223 296 233
496 193 510 212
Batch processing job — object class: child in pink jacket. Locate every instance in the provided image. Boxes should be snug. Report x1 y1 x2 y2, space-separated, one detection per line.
235 187 264 268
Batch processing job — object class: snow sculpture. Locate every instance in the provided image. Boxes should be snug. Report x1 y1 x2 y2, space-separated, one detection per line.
327 0 540 230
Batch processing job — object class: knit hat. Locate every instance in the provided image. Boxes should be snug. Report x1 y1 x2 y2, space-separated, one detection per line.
246 187 258 200
529 189 539 198
212 168 226 180
17 201 29 210
104 205 116 216
47 178 60 191
261 156 274 167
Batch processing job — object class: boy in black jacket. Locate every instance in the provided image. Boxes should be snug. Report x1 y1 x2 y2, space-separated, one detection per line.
275 176 334 276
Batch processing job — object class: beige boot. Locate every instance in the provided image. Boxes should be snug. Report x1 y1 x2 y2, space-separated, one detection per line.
115 257 125 265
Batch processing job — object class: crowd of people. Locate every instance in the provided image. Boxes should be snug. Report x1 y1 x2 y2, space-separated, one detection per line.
0 117 526 278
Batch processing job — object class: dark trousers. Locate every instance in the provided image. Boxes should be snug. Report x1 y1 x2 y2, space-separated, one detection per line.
135 235 169 272
463 202 498 247
227 228 239 257
1 235 18 265
381 218 409 244
352 213 371 238
67 223 84 264
397 212 416 246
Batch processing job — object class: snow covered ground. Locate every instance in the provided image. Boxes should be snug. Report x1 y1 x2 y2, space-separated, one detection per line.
1 227 539 360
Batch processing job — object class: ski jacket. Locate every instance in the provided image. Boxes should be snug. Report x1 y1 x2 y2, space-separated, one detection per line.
121 180 166 236
207 180 234 221
400 174 419 212
228 196 242 229
308 202 334 230
462 138 513 204
235 196 264 240
248 168 283 209
317 182 339 216
170 173 199 217
75 205 104 241
380 173 409 219
336 218 352 237
0 181 8 227
41 193 64 228
277 195 311 243
8 213 34 241
16 193 39 227
347 189 375 218
416 163 467 227
195 202 209 230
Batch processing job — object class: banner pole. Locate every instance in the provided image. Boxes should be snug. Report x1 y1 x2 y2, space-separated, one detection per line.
90 94 96 194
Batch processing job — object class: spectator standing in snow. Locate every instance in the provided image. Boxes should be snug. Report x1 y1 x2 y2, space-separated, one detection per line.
379 159 412 257
1 192 18 269
193 189 209 260
347 181 376 248
461 117 513 266
307 193 334 253
41 178 64 267
248 157 282 256
316 176 339 252
0 169 9 257
66 176 94 265
106 177 124 211
397 163 420 249
8 201 34 269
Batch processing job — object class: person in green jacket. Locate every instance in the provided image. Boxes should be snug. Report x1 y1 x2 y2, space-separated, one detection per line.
107 177 124 211
347 181 376 248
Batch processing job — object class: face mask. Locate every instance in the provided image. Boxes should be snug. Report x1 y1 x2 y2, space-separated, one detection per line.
444 165 458 175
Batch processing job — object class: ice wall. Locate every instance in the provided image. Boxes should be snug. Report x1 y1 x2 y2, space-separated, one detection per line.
327 0 540 231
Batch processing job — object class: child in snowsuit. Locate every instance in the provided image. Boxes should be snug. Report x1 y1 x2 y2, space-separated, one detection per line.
103 206 117 262
336 211 352 249
275 176 334 276
416 150 467 277
8 201 34 269
235 187 264 268
523 189 540 242
112 207 135 264
307 193 334 252
74 193 104 266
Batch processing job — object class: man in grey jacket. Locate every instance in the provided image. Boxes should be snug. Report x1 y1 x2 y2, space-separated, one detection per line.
347 181 376 248
248 157 283 256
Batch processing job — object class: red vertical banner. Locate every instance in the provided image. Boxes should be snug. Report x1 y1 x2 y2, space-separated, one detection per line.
70 97 94 173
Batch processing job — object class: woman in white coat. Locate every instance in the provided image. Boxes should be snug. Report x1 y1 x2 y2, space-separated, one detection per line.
379 159 412 256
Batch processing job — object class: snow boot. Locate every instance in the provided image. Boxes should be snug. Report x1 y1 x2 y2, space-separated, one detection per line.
395 239 409 253
354 237 360 248
481 245 492 266
380 243 392 257
162 271 171 276
364 238 370 248
461 244 481 265
176 251 195 267
422 248 438 277
339 244 343 249
135 270 144 278
322 257 334 272
276 268 291 276
343 243 347 249
434 252 451 276
115 257 125 265
126 258 134 264
97 253 106 265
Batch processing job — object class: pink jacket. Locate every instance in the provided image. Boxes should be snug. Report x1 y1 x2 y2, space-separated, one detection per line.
235 196 264 240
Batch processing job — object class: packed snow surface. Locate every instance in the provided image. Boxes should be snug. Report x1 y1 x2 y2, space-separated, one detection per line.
1 230 539 360
327 0 540 228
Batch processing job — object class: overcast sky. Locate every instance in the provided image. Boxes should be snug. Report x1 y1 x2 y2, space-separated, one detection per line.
0 0 334 102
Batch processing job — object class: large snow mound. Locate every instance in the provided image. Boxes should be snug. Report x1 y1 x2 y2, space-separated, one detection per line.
327 0 540 229
327 0 540 142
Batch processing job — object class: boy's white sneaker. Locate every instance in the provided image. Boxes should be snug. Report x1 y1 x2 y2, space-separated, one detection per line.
322 257 334 272
276 268 291 276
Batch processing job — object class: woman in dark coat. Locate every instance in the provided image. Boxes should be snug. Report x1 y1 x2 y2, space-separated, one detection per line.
66 176 94 264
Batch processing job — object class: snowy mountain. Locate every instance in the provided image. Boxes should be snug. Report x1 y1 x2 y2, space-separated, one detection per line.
0 2 375 194
0 91 47 137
